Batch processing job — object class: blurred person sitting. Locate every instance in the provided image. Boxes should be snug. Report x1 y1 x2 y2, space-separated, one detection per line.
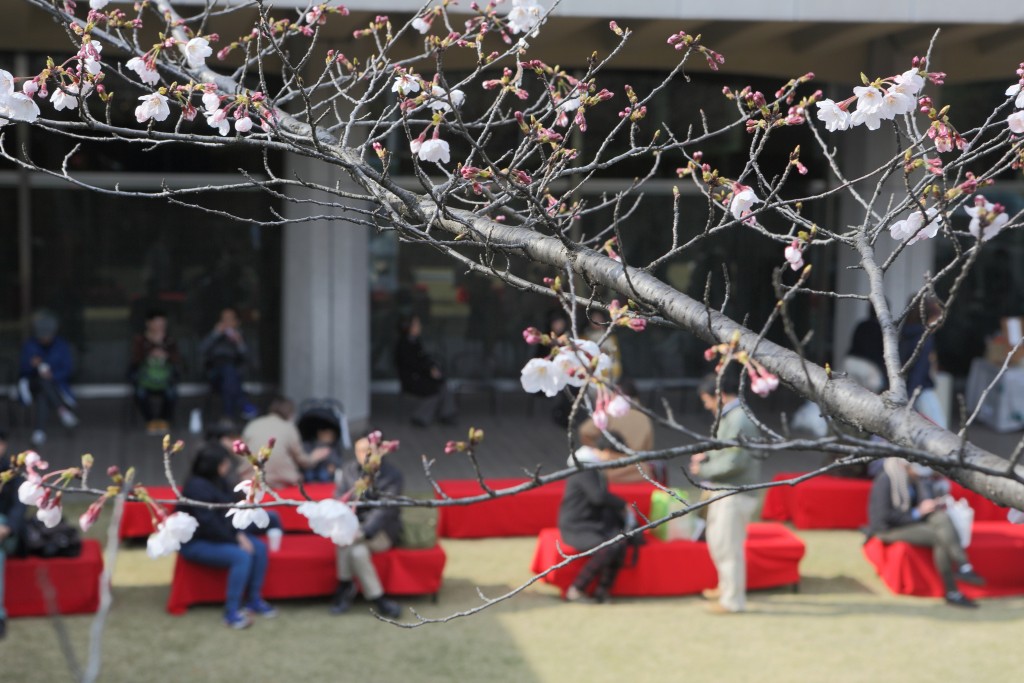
240 397 331 488
394 314 457 427
559 432 635 603
200 306 253 422
128 309 183 435
19 310 77 446
577 378 659 484
868 458 984 608
177 445 277 629
0 431 26 639
330 432 402 618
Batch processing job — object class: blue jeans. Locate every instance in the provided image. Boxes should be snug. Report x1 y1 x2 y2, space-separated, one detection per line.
208 364 244 420
180 535 268 616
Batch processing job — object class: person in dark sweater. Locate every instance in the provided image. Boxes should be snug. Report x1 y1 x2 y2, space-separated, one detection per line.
0 431 26 639
899 295 946 428
394 314 457 427
868 458 984 607
200 307 251 421
330 433 403 618
177 445 276 629
558 432 632 603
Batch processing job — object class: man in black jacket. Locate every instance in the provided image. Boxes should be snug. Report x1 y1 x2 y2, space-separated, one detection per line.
0 431 28 638
330 434 402 618
868 458 984 607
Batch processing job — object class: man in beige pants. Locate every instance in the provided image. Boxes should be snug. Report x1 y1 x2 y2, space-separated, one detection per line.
330 434 403 619
690 369 763 614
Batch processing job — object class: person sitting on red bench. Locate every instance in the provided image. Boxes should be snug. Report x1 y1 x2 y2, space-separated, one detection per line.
329 433 402 619
559 432 634 603
868 458 984 608
177 445 277 629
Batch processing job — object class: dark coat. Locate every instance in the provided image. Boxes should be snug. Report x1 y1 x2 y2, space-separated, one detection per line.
178 475 238 544
394 335 442 397
0 461 26 551
19 336 75 394
200 330 247 371
337 458 403 544
867 470 940 535
899 323 934 392
558 469 625 551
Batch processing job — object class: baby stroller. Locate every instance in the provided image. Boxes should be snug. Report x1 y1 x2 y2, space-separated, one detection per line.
296 399 352 483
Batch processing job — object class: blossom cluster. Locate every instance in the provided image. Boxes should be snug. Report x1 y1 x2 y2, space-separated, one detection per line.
1006 64 1024 134
520 339 614 397
815 67 927 132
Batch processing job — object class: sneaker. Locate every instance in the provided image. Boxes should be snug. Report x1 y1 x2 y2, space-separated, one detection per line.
329 582 358 616
31 430 46 446
701 588 721 601
564 586 596 604
956 568 986 586
373 597 401 619
945 590 978 608
706 602 743 615
224 610 253 629
0 617 6 640
244 599 277 618
58 407 78 428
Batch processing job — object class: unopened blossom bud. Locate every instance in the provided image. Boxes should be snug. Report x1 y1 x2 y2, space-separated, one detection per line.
468 428 484 445
609 21 623 36
523 327 543 344
704 347 718 362
79 496 107 532
232 439 250 456
81 454 94 470
444 441 462 455
628 318 647 332
592 408 609 431
367 430 382 447
107 465 121 477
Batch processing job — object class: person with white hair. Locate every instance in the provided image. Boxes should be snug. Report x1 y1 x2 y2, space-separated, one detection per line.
868 458 984 607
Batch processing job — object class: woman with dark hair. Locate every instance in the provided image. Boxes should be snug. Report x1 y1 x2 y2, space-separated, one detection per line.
394 314 457 427
177 445 276 629
558 431 634 603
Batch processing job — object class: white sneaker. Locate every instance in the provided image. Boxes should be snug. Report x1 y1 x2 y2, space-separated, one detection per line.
58 407 78 428
31 430 46 446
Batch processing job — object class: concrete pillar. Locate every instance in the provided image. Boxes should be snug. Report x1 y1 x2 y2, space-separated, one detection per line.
281 153 370 428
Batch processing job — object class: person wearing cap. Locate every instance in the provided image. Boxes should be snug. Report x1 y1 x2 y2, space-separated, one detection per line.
19 310 78 446
0 431 26 639
690 367 763 615
868 458 985 607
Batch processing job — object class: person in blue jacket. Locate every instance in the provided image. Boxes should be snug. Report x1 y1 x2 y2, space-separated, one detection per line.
19 310 77 446
177 445 276 629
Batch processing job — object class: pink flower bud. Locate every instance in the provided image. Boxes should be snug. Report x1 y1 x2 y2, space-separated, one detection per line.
232 439 250 456
628 318 647 332
522 327 543 344
444 441 461 454
704 347 718 362
592 408 609 431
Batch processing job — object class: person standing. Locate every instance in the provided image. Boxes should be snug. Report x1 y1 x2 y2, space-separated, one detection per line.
690 369 762 614
19 310 78 446
128 310 183 434
394 314 457 427
330 433 402 618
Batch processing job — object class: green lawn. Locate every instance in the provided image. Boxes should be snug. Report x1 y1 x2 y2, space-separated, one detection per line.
8 525 1024 683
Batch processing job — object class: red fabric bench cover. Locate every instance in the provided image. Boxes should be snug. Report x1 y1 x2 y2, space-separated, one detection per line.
5 540 103 617
166 534 445 614
530 522 805 597
760 472 871 529
863 521 1024 598
120 483 338 539
436 479 658 538
948 482 1010 522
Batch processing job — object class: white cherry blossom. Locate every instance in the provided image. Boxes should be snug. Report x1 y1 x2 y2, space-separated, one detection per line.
520 357 568 397
966 197 1009 242
184 37 213 69
298 499 360 546
606 394 630 418
889 208 940 244
392 74 421 95
1008 111 1024 135
18 478 44 506
146 512 198 558
892 69 925 97
417 137 450 164
50 85 79 111
1006 83 1024 109
1 94 40 124
89 0 110 8
126 57 159 85
880 87 914 117
506 0 544 36
412 16 431 33
235 116 253 133
226 504 270 530
82 41 103 76
0 69 14 98
815 99 850 132
730 184 760 220
135 92 170 123
36 503 62 529
784 241 804 271
205 108 230 135
429 85 465 112
201 91 221 112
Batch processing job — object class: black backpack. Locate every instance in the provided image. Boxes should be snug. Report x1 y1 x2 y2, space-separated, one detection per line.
21 517 82 558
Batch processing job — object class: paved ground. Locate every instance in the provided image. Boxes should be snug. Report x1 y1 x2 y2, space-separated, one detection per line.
8 387 1021 495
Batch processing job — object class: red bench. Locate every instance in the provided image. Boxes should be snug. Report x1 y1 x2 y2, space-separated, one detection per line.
120 483 337 539
760 472 872 529
5 540 104 617
436 478 658 538
530 523 805 597
863 521 1024 598
166 534 445 614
